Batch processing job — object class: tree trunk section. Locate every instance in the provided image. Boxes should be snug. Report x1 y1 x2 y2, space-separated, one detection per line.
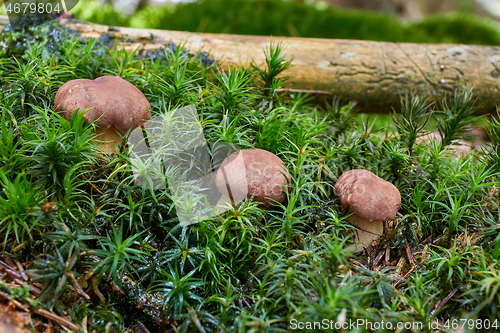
42 18 500 113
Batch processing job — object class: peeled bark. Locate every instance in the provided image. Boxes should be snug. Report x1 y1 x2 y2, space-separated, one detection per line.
44 18 500 113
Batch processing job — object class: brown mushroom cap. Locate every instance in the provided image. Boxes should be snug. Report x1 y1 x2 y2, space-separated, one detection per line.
54 76 151 134
334 169 401 221
215 148 290 207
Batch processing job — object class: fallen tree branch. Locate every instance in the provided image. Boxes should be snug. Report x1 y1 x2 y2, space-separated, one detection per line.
32 308 80 332
52 17 500 114
0 290 29 312
430 286 459 316
1 15 500 113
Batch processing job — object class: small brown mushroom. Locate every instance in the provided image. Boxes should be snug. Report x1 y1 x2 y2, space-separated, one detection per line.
54 76 151 154
334 169 401 252
215 148 290 208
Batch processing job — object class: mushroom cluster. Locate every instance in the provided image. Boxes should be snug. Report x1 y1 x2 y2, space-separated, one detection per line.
54 76 152 154
215 148 290 208
334 169 401 252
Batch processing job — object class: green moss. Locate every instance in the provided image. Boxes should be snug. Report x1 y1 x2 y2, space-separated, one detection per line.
2 10 500 332
414 12 500 45
73 0 500 45
0 12 66 58
71 0 130 27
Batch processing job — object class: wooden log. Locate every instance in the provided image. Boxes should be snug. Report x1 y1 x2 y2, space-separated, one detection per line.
3 16 500 113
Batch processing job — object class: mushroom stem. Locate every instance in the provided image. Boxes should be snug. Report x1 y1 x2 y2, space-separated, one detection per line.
94 126 123 155
345 215 383 252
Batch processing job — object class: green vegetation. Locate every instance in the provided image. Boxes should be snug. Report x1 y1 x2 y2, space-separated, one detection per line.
69 0 500 45
1 12 500 333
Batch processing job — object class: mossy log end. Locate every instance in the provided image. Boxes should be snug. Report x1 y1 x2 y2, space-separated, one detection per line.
14 16 500 113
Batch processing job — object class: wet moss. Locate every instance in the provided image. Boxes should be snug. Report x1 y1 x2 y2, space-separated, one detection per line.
0 12 67 58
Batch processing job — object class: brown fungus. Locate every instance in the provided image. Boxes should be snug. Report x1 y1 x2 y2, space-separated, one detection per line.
215 148 290 208
334 169 401 252
54 76 151 154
